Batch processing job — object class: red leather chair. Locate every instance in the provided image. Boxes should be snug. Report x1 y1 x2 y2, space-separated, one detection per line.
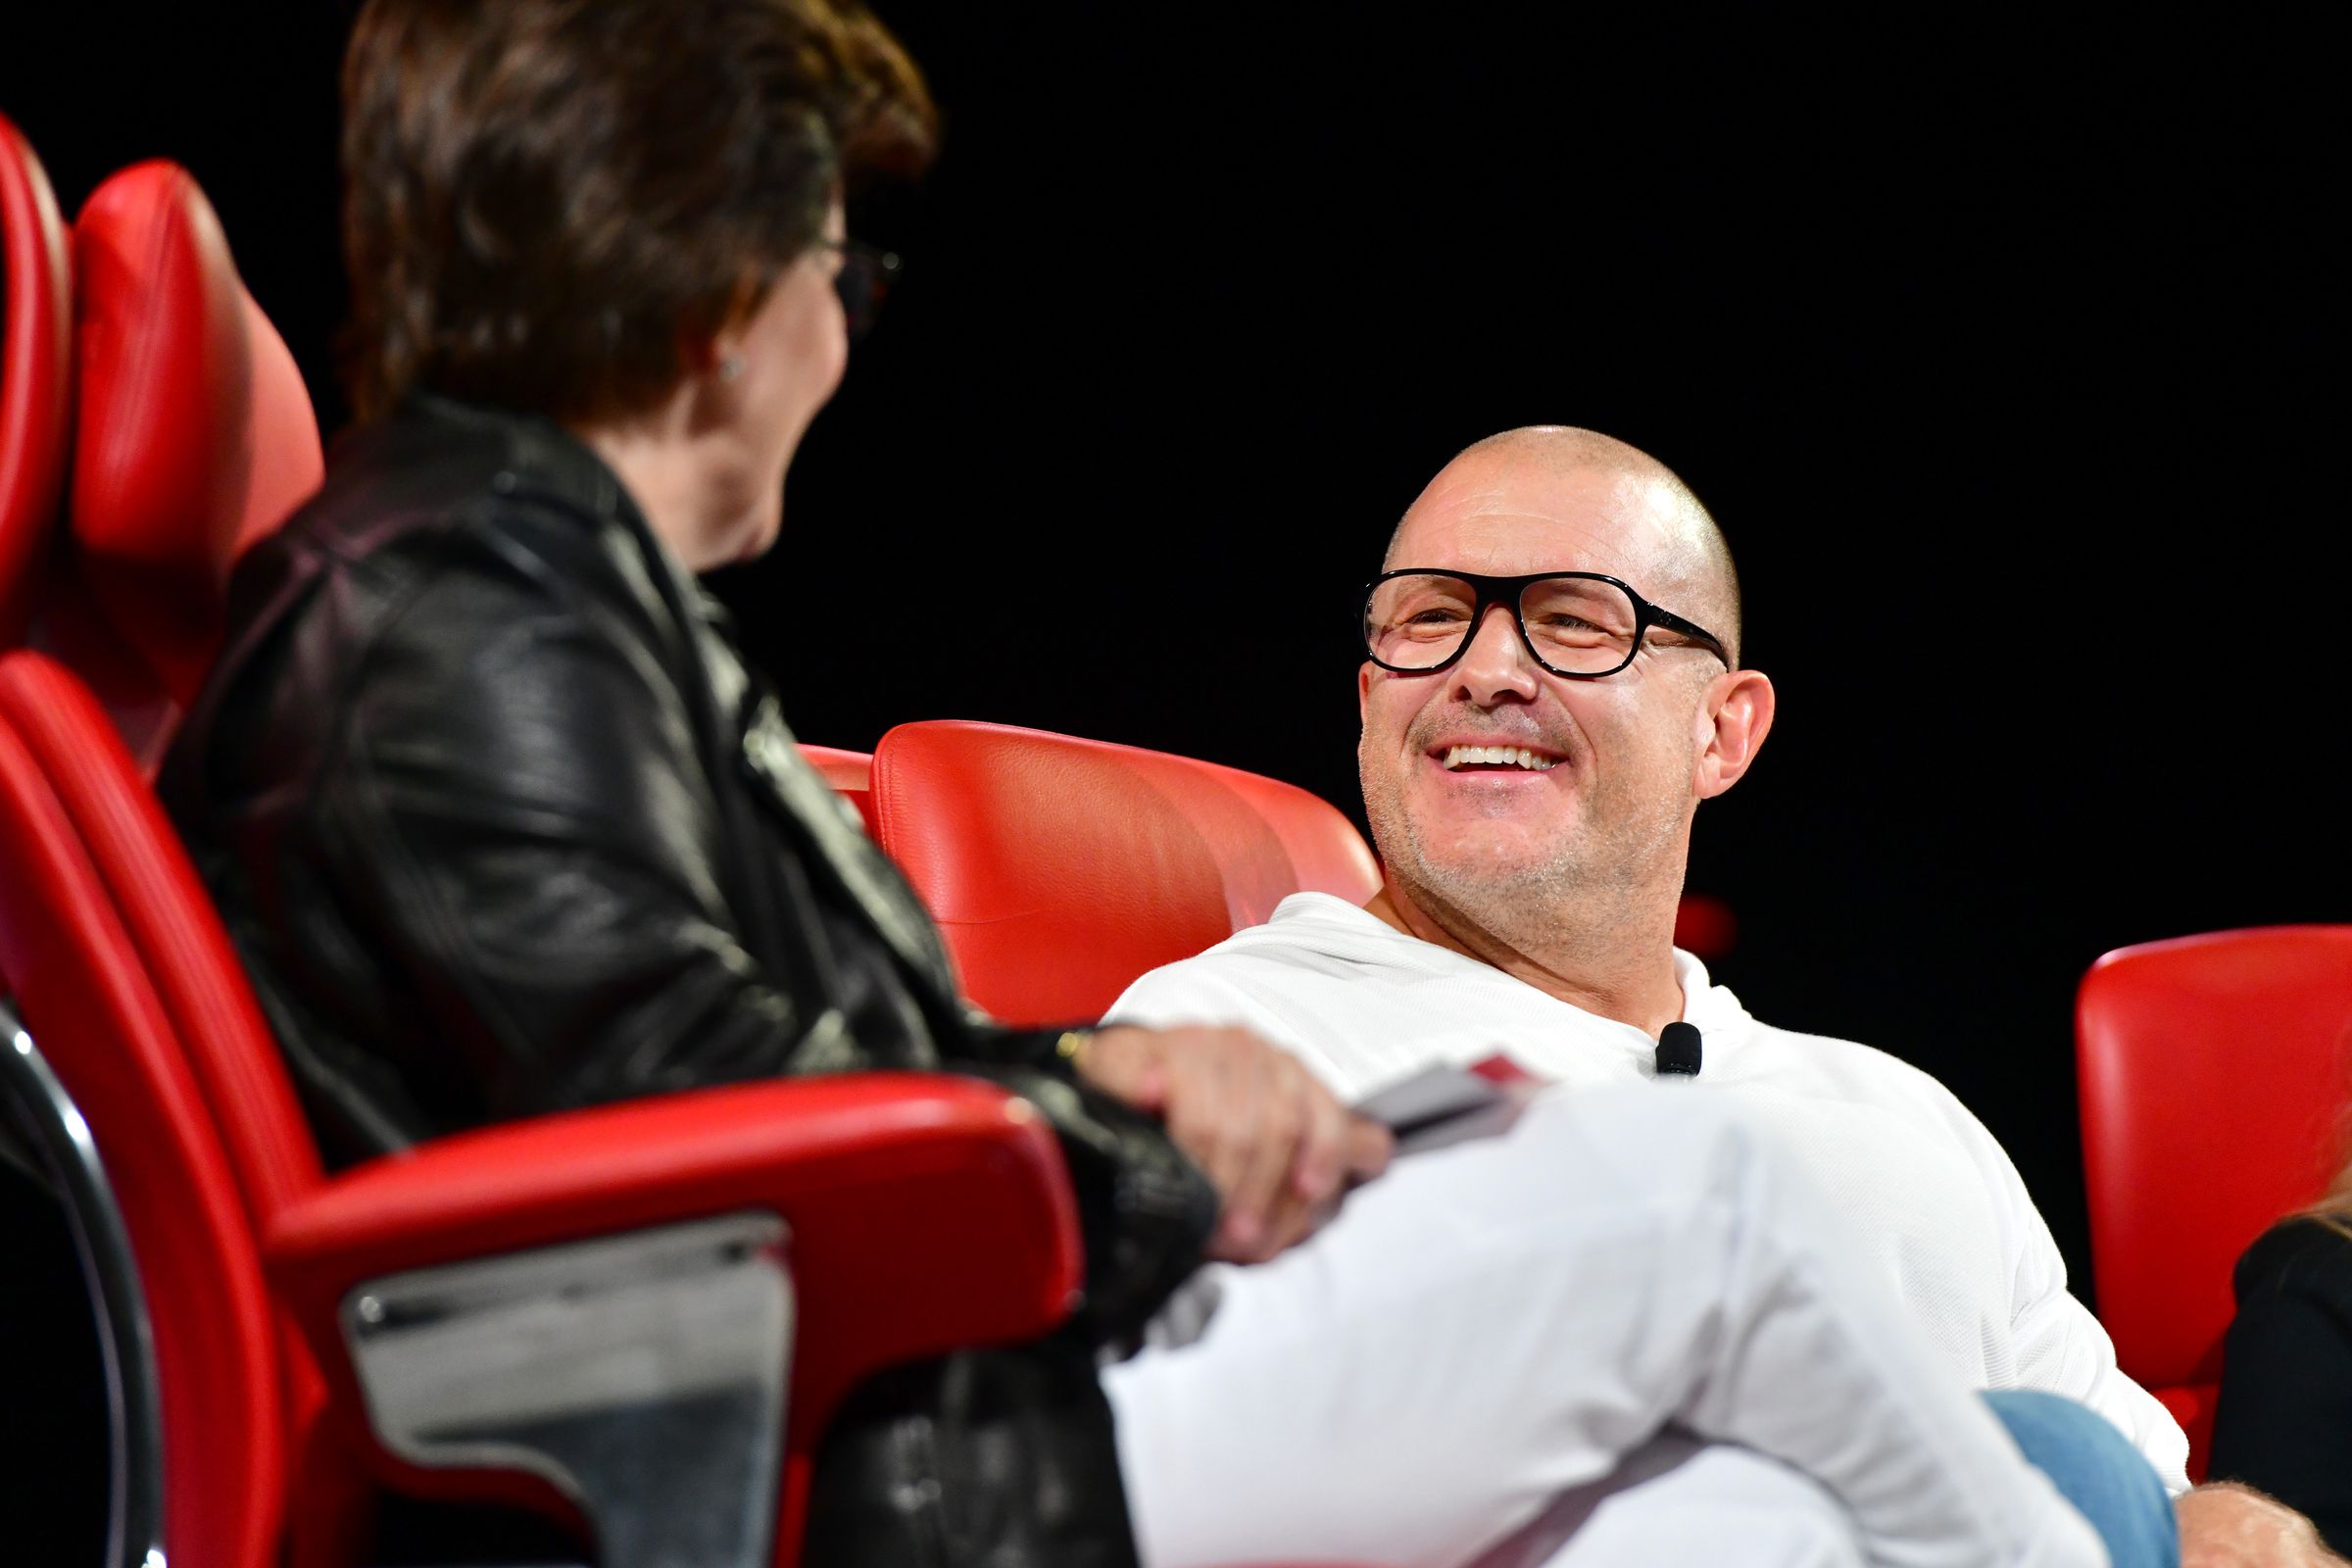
2077 925 2352 1480
0 657 1083 1566
10 150 1378 1566
0 158 1086 1568
0 112 73 645
870 719 1383 1027
1674 892 1737 963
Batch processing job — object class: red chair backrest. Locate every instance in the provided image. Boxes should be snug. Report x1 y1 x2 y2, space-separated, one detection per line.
871 720 1381 1026
0 650 303 1567
0 113 72 644
59 160 321 758
2078 925 2352 1478
0 158 327 1563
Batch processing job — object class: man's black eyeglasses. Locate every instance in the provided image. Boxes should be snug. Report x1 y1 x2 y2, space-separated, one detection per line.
818 238 901 339
1360 569 1731 679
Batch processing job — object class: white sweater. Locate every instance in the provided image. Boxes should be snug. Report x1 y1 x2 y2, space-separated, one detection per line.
1107 891 2191 1494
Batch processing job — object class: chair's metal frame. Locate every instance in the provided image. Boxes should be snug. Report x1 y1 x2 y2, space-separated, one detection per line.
0 998 167 1568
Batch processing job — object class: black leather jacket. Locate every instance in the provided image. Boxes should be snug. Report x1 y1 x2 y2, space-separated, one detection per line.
161 395 1217 1566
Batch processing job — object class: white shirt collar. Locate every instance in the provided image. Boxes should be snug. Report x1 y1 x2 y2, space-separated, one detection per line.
1256 891 1754 1051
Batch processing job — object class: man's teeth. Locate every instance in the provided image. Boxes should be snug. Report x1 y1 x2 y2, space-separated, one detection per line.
1442 745 1558 771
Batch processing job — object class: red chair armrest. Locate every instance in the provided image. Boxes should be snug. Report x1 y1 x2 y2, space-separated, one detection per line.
266 1072 1082 1449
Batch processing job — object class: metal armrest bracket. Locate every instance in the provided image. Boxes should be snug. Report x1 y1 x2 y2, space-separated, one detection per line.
0 1001 167 1568
344 1210 793 1568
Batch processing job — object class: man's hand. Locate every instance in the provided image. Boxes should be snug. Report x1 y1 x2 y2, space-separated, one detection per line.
2177 1483 2346 1567
1077 1024 1394 1263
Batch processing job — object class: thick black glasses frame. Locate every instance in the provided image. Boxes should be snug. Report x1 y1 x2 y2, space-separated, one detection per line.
1360 568 1732 679
817 238 902 339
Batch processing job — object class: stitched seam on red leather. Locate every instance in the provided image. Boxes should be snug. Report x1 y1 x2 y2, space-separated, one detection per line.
2 658 320 1216
0 682 291 1556
0 117 72 589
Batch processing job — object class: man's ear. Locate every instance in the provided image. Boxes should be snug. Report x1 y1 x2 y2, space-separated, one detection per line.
1692 667 1776 800
1357 661 1375 724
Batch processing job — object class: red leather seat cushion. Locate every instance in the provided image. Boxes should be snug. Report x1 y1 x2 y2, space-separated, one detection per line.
0 113 72 641
70 160 321 704
872 721 1380 1027
2155 1385 2217 1487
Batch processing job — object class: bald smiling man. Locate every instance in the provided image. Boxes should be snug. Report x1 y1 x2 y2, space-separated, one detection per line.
1097 429 2332 1566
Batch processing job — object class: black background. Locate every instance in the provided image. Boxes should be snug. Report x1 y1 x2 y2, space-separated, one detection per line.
4 0 2344 1440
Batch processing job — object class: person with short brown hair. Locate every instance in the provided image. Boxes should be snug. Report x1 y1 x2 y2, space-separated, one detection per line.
339 0 935 428
166 1 1392 1558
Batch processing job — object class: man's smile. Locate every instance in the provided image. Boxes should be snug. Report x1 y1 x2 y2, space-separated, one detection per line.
1436 743 1562 772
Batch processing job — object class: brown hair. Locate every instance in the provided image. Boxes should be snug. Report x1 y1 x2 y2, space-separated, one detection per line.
339 0 934 424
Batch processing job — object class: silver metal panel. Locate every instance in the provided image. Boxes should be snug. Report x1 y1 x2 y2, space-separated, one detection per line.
0 1003 170 1568
344 1210 793 1568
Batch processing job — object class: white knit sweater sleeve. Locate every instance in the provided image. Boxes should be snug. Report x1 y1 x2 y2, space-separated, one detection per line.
1108 961 1289 1038
1951 1095 2193 1494
1106 956 1385 1099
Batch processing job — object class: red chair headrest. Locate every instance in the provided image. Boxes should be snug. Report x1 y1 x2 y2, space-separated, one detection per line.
70 160 321 705
871 721 1381 1027
0 113 73 642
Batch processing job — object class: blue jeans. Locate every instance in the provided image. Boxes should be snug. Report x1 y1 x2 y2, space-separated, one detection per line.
1984 1389 2180 1568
